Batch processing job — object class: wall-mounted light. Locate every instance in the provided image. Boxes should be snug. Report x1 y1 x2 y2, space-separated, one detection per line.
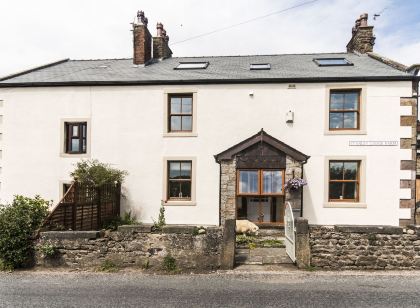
288 84 296 89
249 91 254 97
286 110 294 123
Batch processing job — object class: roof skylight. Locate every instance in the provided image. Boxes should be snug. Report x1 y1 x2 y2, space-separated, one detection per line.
175 62 209 70
250 63 271 70
313 58 353 66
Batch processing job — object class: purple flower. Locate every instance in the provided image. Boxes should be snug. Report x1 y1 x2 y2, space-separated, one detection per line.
285 178 307 191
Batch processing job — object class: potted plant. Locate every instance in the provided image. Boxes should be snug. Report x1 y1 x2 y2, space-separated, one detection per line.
285 178 307 192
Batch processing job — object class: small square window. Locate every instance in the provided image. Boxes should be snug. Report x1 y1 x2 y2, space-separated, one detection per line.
314 58 353 66
250 63 271 70
175 62 209 70
65 122 87 154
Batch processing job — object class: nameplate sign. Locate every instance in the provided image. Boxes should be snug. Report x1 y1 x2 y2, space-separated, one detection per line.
349 141 399 146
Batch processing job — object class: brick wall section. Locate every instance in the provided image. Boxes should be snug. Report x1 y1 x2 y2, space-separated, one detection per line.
35 225 222 271
133 24 152 65
153 36 172 60
220 159 236 227
309 225 420 270
400 97 417 226
346 26 374 54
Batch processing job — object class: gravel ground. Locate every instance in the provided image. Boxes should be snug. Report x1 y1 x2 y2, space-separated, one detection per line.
1 268 420 307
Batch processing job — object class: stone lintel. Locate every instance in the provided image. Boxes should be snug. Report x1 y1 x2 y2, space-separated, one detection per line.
334 225 403 234
40 231 100 240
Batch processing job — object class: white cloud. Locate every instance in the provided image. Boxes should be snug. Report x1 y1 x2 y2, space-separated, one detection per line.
0 0 419 76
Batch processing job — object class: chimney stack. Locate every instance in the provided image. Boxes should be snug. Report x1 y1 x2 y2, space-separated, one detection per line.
346 13 375 54
132 11 152 65
153 22 173 60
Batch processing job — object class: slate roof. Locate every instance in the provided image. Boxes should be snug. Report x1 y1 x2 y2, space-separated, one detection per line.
0 52 414 87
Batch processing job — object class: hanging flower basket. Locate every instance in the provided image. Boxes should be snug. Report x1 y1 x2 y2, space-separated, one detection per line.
285 178 307 192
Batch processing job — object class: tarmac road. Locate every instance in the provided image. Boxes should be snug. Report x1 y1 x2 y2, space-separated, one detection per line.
1 269 420 307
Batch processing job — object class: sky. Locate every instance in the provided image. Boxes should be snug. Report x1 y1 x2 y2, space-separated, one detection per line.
0 0 419 77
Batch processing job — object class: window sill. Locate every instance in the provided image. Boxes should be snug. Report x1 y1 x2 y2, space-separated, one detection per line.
164 200 196 206
324 130 366 135
324 202 367 208
60 153 90 158
163 132 198 138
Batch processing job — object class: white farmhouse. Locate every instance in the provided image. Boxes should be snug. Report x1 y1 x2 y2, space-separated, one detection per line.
0 12 418 227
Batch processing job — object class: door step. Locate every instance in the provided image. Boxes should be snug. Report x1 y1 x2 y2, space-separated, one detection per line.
235 248 294 265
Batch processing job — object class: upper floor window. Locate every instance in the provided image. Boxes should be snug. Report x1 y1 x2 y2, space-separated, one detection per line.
65 122 87 154
328 161 359 202
329 90 360 130
168 94 193 132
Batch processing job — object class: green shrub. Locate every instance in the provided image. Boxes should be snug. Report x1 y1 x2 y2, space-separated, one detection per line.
162 255 177 272
102 211 139 230
0 195 50 269
39 241 59 258
152 203 166 232
98 259 119 272
71 159 128 187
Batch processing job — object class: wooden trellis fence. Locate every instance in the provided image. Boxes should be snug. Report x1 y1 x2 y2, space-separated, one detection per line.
41 182 121 231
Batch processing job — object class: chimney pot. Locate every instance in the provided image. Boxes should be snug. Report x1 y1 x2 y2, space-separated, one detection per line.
347 13 374 54
360 13 368 27
156 22 164 37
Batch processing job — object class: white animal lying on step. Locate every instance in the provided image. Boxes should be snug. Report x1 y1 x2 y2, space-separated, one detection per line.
236 220 259 235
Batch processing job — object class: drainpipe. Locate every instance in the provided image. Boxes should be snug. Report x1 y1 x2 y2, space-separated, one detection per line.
218 162 222 226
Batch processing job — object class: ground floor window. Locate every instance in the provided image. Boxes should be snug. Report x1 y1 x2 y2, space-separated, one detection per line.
237 169 284 195
167 160 192 200
328 160 360 202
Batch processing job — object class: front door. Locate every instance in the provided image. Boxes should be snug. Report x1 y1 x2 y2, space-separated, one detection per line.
236 169 285 225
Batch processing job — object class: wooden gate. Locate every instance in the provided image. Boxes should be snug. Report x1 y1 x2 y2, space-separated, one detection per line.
41 182 121 231
284 201 296 262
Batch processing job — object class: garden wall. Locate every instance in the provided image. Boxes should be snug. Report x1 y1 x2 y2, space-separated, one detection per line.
309 225 420 270
35 224 224 272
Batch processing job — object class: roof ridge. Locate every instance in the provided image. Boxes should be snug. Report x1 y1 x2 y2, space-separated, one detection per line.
69 52 352 62
367 52 408 72
0 59 70 82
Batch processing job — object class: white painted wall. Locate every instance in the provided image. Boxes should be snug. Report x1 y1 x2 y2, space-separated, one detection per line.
0 81 413 226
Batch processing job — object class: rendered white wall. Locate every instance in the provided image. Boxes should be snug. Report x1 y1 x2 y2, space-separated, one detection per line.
0 81 413 226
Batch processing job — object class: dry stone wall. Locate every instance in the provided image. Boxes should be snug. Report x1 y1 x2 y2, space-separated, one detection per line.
309 225 420 270
35 225 223 271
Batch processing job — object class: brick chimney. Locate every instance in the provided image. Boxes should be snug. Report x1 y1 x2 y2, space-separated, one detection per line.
346 13 375 54
132 11 152 65
153 23 173 60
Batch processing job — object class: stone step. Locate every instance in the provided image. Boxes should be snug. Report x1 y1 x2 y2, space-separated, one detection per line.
235 248 294 265
257 228 285 237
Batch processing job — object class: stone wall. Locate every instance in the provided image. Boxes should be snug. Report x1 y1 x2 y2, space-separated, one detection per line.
400 97 418 226
285 156 303 217
35 225 223 271
309 225 420 270
220 159 236 226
